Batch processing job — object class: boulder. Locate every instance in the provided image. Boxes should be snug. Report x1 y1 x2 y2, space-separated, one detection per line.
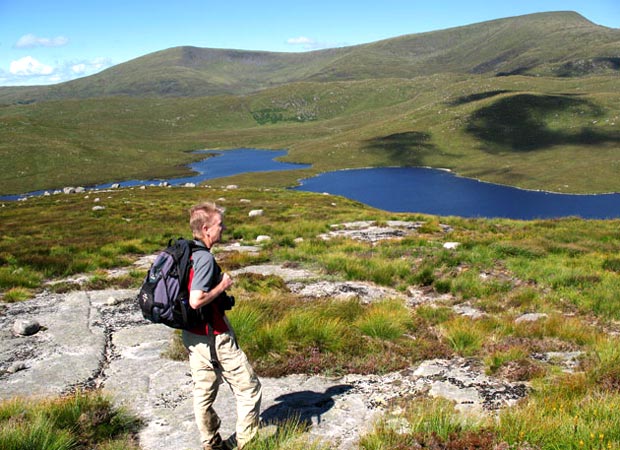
515 313 548 324
13 319 41 336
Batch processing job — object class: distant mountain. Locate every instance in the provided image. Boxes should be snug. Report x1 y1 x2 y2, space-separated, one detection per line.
1 11 618 103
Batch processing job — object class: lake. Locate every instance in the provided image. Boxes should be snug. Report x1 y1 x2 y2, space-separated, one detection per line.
1 149 310 201
293 167 620 220
4 148 620 219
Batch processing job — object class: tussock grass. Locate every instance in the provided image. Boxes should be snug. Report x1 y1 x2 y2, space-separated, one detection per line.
5 187 620 447
441 317 486 357
247 418 328 450
360 398 490 449
0 391 140 450
226 292 425 376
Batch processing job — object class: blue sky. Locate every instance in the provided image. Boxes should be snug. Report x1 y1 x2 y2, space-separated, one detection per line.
1 0 618 87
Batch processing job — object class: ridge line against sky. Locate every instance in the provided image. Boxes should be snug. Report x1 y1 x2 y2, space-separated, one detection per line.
1 0 618 87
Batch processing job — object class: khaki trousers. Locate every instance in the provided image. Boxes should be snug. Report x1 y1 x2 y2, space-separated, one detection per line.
182 329 262 449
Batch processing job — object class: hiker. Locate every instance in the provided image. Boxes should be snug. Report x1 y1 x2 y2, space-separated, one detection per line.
183 201 262 450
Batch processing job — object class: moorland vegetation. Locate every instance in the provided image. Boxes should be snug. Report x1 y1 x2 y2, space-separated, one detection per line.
3 185 620 448
2 10 620 449
0 11 619 196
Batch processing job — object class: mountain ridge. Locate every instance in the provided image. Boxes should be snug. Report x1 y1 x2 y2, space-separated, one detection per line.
1 11 618 103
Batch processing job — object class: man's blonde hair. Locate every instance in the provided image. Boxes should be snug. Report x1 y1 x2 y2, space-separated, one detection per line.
189 202 224 239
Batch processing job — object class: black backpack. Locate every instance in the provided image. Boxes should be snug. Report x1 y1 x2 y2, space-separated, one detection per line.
137 238 206 329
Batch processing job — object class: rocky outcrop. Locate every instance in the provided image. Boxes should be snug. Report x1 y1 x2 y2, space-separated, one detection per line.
0 221 534 448
0 284 529 450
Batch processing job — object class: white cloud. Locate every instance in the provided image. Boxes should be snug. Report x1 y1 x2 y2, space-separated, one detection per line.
287 36 315 45
9 56 54 76
286 36 347 51
71 58 111 75
15 34 69 49
2 56 113 86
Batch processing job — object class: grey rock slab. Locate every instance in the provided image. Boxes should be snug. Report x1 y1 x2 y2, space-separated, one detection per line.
0 291 107 399
288 280 405 304
104 326 379 450
103 324 199 450
231 264 317 283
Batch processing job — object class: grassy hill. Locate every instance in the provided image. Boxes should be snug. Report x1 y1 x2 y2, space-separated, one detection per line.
0 11 618 196
0 11 617 103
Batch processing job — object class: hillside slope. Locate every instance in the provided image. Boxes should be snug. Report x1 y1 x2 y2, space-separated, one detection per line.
0 11 618 103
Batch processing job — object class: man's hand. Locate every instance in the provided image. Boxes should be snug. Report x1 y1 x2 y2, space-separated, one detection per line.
220 272 233 290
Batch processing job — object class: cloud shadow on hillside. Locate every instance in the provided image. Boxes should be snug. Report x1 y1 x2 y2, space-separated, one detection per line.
466 94 620 153
447 90 512 106
364 131 449 166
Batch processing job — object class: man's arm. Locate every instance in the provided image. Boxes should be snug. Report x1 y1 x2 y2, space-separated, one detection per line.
189 272 233 310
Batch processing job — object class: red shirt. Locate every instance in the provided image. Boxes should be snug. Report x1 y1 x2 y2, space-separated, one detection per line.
187 255 229 336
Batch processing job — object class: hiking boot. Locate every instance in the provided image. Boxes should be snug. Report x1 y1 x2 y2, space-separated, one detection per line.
223 434 237 450
203 433 233 450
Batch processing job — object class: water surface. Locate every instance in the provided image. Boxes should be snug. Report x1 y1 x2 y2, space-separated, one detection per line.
293 167 620 220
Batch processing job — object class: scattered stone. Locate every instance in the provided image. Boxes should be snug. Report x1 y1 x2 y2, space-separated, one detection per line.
288 280 404 304
13 319 41 336
225 185 238 190
107 296 122 306
92 205 106 211
453 303 486 319
75 187 86 193
240 199 251 203
406 287 454 307
184 183 196 188
231 264 316 283
531 351 584 372
44 191 51 196
294 237 304 244
256 235 271 243
443 242 461 250
249 209 264 217
515 313 548 324
7 362 28 374
218 242 261 253
320 225 406 243
111 183 121 189
63 187 76 194
94 197 101 202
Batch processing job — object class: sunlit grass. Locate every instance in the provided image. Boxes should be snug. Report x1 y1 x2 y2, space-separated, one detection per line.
0 391 140 450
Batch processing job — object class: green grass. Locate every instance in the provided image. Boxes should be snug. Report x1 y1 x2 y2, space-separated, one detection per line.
1 72 619 196
5 187 620 447
0 391 140 450
227 292 425 377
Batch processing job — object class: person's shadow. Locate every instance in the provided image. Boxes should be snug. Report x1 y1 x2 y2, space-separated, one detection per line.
261 384 353 427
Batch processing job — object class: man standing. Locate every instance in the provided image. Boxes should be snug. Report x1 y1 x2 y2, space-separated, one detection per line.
183 201 262 450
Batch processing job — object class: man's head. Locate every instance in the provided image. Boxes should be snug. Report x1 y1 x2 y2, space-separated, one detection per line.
189 202 225 246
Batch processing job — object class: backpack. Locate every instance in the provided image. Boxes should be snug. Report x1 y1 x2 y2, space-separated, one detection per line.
137 238 206 329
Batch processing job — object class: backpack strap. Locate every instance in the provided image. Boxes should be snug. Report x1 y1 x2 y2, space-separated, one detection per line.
187 239 220 369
